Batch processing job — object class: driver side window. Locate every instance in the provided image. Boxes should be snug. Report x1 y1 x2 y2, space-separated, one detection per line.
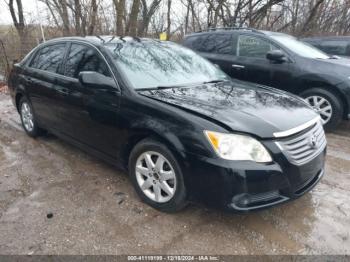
64 43 111 78
237 35 278 58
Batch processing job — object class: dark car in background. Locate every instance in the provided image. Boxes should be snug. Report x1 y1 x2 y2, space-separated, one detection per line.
8 36 326 212
302 36 350 58
183 28 350 131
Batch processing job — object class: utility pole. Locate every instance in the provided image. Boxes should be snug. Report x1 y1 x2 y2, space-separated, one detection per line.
35 0 46 42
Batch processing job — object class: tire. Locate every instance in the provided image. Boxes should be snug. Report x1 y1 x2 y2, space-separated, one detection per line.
300 88 343 131
128 138 188 213
19 96 43 138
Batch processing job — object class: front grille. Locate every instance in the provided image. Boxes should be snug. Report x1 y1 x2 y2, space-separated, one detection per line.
248 191 281 204
276 120 326 165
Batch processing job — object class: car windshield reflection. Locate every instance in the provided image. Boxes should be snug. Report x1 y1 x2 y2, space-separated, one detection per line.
105 40 229 90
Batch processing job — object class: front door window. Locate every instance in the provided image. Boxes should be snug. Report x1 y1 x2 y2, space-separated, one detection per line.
237 35 278 58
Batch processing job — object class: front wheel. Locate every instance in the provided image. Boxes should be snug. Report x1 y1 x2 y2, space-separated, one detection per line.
128 139 187 212
300 88 343 131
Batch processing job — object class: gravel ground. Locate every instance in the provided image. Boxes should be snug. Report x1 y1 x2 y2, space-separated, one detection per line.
0 92 349 255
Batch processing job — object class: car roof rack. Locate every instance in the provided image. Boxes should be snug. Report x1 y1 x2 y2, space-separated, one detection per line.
195 27 262 34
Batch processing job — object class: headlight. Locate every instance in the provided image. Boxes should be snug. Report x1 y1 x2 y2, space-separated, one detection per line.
204 131 272 162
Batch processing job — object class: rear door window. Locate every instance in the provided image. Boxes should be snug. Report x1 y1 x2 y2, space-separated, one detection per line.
29 43 66 73
64 43 111 78
237 35 278 58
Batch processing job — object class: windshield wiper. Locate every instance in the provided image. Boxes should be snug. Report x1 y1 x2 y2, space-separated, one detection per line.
202 79 226 84
150 80 225 90
136 80 227 91
136 84 186 91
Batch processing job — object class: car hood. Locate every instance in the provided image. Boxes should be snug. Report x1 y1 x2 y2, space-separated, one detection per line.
310 57 350 79
324 57 350 66
138 80 318 139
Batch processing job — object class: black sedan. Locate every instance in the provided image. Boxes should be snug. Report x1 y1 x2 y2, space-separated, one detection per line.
8 36 326 212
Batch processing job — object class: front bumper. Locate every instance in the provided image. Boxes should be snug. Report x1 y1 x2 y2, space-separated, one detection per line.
184 146 326 212
336 81 350 120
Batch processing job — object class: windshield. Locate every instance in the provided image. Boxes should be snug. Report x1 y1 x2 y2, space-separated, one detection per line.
271 35 330 59
105 40 228 90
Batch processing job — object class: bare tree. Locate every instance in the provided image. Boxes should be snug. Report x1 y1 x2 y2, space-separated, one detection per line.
88 0 98 35
41 0 70 35
4 0 350 46
166 0 172 39
126 0 141 36
299 0 325 35
114 0 125 36
60 0 70 35
7 0 27 55
74 0 82 35
139 0 162 36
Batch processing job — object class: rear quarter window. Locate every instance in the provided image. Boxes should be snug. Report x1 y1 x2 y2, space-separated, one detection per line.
320 40 349 56
184 33 232 54
183 36 197 49
183 35 208 52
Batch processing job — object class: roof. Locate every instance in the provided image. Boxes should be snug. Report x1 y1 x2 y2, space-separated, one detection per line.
185 28 291 38
259 30 291 37
44 36 158 47
301 36 350 41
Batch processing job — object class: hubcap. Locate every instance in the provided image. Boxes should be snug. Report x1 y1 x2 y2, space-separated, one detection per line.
305 96 333 124
135 151 176 203
21 102 34 132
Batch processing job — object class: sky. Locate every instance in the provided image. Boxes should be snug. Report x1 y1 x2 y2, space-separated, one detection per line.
0 0 47 25
0 0 185 26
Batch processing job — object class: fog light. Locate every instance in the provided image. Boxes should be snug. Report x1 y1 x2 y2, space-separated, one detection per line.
232 193 250 207
232 191 281 207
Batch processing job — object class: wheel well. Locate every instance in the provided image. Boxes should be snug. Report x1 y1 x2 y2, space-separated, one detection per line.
15 93 23 112
122 131 181 170
299 83 348 119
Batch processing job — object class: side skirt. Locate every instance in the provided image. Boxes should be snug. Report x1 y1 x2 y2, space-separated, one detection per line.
45 127 127 172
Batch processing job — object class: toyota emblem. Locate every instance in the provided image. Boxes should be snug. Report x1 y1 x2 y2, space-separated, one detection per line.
309 135 318 149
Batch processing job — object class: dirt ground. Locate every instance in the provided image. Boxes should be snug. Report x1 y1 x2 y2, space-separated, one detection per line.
0 92 349 255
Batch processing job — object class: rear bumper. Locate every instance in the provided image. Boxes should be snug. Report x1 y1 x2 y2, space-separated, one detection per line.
183 147 326 212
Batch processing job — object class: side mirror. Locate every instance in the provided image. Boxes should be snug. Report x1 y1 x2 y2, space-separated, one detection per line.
78 71 116 89
266 50 287 63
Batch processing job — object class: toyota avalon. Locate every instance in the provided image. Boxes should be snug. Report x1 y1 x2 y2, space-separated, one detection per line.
8 36 326 212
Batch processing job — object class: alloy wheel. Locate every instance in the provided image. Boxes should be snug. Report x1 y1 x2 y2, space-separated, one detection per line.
305 95 333 124
135 151 176 203
21 102 34 132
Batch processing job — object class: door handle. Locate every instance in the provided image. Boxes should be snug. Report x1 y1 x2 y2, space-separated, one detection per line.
232 64 245 69
57 87 69 96
25 77 33 84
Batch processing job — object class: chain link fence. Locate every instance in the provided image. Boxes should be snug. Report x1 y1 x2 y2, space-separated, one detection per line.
0 27 38 82
0 25 62 88
0 25 184 91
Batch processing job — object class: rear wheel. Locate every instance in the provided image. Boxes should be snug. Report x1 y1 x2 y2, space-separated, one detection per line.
300 88 343 131
19 97 43 137
128 139 187 212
